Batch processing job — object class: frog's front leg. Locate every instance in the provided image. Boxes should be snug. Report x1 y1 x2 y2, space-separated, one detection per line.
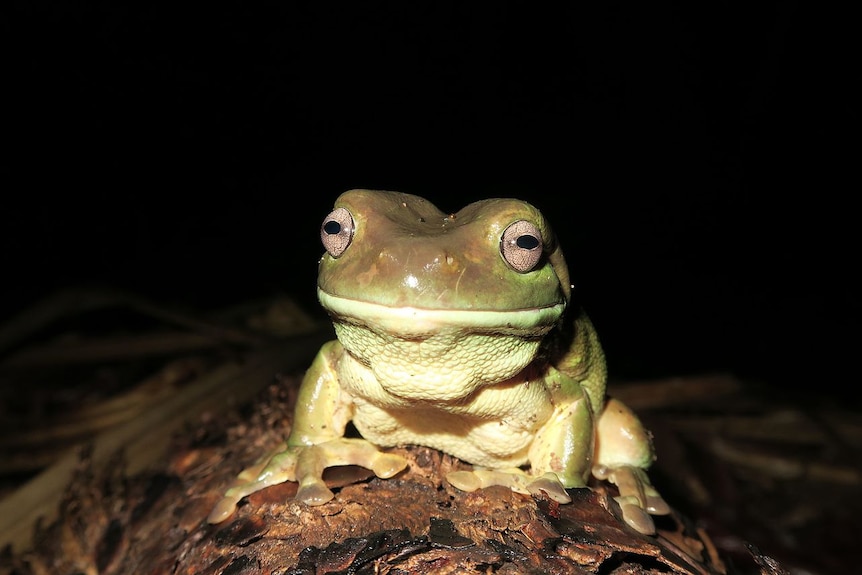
207 341 408 524
592 397 671 534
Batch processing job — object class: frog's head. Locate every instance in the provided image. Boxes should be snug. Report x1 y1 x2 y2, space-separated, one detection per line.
316 189 572 402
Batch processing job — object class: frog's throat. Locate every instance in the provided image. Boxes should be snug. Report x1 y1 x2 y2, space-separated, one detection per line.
317 289 566 334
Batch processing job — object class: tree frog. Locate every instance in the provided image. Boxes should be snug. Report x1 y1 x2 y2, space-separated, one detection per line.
209 189 670 534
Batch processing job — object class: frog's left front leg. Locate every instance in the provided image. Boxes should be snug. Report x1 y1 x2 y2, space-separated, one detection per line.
525 386 596 499
207 341 408 524
207 438 406 523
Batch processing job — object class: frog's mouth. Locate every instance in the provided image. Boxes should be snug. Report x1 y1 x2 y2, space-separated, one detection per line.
319 288 564 398
317 288 565 336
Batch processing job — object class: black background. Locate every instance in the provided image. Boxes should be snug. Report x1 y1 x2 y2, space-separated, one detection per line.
3 3 858 399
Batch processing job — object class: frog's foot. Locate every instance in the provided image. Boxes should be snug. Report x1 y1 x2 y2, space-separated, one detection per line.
293 437 408 506
446 469 572 503
592 464 671 534
207 438 407 524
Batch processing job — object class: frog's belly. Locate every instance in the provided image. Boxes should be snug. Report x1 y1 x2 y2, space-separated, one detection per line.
351 401 538 468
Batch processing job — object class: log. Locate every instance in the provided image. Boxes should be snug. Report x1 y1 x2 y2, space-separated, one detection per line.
0 370 784 575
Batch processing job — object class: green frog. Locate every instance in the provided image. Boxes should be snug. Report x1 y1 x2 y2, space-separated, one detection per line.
208 189 669 534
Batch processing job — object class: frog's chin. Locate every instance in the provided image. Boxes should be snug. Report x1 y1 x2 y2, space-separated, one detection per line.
317 288 565 336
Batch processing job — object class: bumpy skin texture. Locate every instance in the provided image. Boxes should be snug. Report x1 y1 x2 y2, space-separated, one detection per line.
209 190 670 534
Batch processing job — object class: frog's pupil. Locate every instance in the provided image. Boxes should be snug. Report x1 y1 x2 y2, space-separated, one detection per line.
323 220 342 235
516 235 539 250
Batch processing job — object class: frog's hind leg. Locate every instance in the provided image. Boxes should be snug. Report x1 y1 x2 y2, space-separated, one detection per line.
446 394 594 504
593 397 671 534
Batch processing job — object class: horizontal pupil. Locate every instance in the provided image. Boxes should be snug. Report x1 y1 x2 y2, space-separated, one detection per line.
516 235 539 249
323 220 342 235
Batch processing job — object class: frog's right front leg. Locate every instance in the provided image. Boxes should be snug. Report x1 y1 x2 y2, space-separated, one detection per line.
207 341 408 524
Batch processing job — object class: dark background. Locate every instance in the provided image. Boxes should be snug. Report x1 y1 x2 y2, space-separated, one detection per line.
2 3 858 399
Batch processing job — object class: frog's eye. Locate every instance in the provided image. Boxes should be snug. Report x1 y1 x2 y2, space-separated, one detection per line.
500 220 543 272
321 207 355 258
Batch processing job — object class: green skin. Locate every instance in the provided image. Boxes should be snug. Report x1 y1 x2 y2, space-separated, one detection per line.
209 190 669 534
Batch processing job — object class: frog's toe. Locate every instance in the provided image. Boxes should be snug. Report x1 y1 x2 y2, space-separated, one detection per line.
527 473 572 503
447 469 528 493
207 495 241 524
446 470 483 492
645 490 671 515
616 496 657 535
446 469 571 502
592 464 670 534
296 480 335 506
207 479 273 524
370 452 409 478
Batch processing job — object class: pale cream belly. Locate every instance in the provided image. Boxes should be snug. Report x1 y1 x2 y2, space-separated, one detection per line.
351 399 546 468
337 346 555 468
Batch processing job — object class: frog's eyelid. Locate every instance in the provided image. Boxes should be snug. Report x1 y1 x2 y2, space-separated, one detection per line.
500 220 543 273
321 207 355 258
